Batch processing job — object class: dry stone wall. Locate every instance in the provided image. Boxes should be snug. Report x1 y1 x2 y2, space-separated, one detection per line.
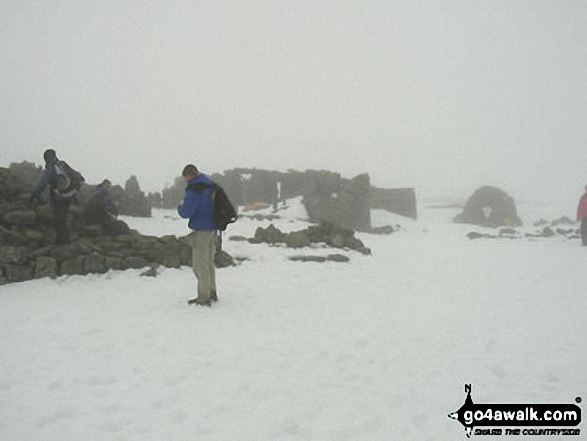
0 166 201 285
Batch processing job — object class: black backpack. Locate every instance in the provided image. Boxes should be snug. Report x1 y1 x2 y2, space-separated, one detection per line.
54 161 85 196
187 182 237 231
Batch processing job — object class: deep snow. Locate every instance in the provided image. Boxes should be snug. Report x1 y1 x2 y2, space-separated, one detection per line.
1 199 585 440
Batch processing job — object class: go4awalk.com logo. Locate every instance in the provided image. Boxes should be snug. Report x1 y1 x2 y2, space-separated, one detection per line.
448 385 582 437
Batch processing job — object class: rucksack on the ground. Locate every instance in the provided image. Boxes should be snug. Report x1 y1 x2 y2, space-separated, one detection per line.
54 161 85 197
187 182 237 231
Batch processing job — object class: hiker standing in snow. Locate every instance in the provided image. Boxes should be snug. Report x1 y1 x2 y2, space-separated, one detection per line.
576 185 587 246
178 164 218 306
30 149 84 245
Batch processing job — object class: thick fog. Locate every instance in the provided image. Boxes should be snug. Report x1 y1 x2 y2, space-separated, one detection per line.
1 0 586 202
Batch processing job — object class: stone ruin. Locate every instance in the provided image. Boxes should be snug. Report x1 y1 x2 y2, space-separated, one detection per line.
454 186 523 228
0 166 234 285
159 168 417 231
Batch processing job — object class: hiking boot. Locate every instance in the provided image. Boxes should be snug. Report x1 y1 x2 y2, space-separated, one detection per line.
210 291 218 302
188 298 211 307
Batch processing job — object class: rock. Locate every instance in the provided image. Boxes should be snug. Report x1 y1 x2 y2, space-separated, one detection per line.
60 256 84 275
80 225 104 238
229 235 248 241
83 253 108 274
120 256 148 270
541 227 555 237
34 257 57 279
114 233 134 245
467 232 497 240
368 225 394 235
264 224 286 243
551 216 574 226
247 238 264 244
329 234 345 248
24 230 45 242
499 228 518 236
158 250 181 268
3 211 36 226
327 254 350 262
289 255 327 263
105 257 122 270
51 244 83 262
214 250 235 268
357 247 372 255
5 264 34 282
179 243 192 266
140 267 158 277
286 231 311 248
254 227 268 243
29 246 55 259
0 246 27 263
0 226 28 247
343 236 364 250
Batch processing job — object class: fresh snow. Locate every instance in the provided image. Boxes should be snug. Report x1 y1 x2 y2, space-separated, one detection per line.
1 198 586 440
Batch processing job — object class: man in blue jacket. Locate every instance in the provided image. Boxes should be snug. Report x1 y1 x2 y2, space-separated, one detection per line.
30 149 83 245
178 164 218 306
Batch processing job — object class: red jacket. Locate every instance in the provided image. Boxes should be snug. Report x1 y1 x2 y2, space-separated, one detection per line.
577 193 587 221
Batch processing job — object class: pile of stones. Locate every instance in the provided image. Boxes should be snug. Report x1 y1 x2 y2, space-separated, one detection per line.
467 225 580 241
247 222 372 255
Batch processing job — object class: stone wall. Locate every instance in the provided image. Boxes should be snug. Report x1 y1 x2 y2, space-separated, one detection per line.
0 166 198 285
159 168 416 231
370 187 417 219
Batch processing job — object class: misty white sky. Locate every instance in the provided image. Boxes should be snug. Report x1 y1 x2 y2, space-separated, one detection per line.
1 0 586 203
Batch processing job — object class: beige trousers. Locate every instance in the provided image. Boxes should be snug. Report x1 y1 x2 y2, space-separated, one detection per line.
185 230 216 301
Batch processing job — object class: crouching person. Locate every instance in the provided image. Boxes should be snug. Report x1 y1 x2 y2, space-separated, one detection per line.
178 164 218 306
84 179 129 236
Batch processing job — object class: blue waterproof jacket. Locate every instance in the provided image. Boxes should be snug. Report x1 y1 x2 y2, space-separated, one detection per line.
177 174 216 231
32 159 60 199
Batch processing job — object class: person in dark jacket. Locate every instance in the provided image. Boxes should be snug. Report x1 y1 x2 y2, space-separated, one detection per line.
84 179 126 235
178 164 218 306
576 185 587 246
30 149 83 245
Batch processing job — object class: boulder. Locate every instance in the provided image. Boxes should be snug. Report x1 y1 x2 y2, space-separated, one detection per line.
264 224 286 244
214 250 235 268
60 256 84 275
327 254 350 262
290 255 327 263
3 211 36 226
51 244 83 262
286 231 311 248
5 265 34 282
229 235 248 242
120 256 148 270
83 253 107 274
35 257 58 279
0 246 27 264
105 257 123 270
368 225 394 235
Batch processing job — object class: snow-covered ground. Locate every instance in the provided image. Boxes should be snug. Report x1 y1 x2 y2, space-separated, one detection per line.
1 198 585 440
